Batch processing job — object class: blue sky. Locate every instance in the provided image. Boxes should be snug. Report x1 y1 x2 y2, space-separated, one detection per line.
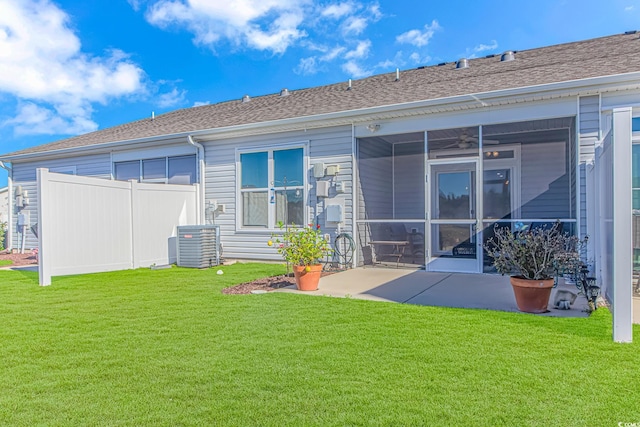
0 0 638 187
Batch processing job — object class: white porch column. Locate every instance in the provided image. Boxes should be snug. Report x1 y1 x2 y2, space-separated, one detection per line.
612 107 633 343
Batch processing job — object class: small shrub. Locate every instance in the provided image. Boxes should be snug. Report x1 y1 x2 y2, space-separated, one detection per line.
0 221 6 251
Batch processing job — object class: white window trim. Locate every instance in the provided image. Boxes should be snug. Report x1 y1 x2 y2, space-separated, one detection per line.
235 142 308 232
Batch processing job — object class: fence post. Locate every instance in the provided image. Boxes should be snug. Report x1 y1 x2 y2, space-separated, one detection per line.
37 168 51 286
612 107 633 343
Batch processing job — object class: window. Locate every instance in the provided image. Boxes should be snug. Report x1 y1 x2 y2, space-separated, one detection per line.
239 147 305 229
115 161 140 181
114 155 197 184
142 158 165 181
169 155 197 184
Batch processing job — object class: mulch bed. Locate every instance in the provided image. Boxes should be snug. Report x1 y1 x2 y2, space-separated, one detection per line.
222 271 336 295
0 250 38 267
221 274 297 294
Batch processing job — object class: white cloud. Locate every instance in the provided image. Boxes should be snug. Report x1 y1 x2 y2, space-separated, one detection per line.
342 16 368 35
473 40 498 54
0 0 146 136
4 103 96 136
409 52 431 64
345 40 371 60
339 2 381 35
144 0 310 54
127 0 144 11
321 46 347 61
625 5 635 11
193 101 210 107
321 2 354 19
375 51 406 69
461 39 499 59
342 60 371 78
295 56 319 75
396 20 440 47
157 87 187 108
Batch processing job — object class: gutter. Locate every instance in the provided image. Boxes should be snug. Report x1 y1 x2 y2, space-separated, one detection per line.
3 71 640 163
0 161 12 251
187 135 206 225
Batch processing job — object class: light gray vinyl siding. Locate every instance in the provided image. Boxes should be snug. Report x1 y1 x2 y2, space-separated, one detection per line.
203 125 353 261
10 153 112 250
579 95 600 238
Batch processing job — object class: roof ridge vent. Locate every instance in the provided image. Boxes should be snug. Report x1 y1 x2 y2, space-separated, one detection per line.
456 58 469 69
501 51 515 62
242 94 251 103
280 88 290 97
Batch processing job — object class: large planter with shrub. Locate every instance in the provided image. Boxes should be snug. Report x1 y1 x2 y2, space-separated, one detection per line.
269 222 332 291
485 221 584 314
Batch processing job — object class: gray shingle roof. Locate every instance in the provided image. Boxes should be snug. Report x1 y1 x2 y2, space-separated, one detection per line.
4 32 640 158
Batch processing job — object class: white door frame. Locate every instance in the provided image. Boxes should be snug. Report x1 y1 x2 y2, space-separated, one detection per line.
426 157 481 273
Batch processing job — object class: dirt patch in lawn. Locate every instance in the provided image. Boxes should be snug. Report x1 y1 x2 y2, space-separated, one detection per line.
222 271 336 295
0 250 38 267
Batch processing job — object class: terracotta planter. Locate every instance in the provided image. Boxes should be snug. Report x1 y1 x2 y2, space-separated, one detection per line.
509 276 554 313
292 265 322 291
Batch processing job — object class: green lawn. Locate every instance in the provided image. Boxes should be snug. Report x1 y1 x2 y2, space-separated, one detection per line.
0 259 12 266
0 264 638 426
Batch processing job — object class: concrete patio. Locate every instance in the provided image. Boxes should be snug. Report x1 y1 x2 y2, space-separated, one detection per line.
277 268 593 317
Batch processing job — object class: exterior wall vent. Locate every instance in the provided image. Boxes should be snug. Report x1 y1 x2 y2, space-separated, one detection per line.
501 51 515 62
280 88 290 97
456 58 469 69
177 225 221 268
242 94 251 103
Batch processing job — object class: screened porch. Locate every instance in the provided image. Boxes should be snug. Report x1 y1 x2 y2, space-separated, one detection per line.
355 117 578 273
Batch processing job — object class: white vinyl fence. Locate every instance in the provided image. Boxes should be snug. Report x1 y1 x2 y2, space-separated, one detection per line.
591 107 633 343
37 169 199 286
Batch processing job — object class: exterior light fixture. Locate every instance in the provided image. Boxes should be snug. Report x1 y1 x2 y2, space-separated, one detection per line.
367 124 380 132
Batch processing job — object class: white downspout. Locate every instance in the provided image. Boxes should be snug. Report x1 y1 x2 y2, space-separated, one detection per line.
0 161 12 251
187 135 206 224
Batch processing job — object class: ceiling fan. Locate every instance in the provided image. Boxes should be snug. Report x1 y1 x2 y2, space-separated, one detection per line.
443 128 500 149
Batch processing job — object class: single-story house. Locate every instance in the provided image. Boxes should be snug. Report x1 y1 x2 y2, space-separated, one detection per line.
0 32 637 338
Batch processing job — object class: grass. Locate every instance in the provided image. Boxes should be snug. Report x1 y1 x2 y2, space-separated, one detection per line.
0 264 639 426
0 259 12 266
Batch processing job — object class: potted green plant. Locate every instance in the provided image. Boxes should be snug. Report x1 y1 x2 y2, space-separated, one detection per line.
484 221 584 313
268 222 332 291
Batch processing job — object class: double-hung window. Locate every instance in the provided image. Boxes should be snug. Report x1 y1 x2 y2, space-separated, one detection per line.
239 146 305 229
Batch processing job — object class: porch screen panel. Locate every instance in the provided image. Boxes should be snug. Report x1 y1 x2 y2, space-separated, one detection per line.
356 138 393 220
482 117 577 272
393 141 425 219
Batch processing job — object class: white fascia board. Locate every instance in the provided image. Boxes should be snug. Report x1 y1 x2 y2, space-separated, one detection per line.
3 72 640 163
